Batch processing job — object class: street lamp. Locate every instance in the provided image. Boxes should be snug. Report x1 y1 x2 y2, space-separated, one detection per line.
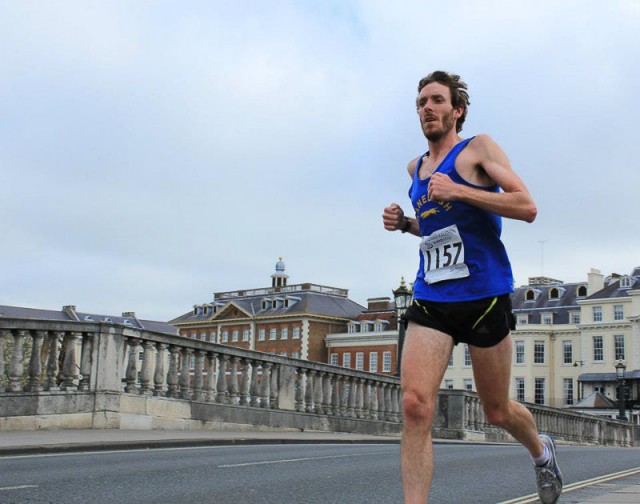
393 277 412 377
615 361 628 421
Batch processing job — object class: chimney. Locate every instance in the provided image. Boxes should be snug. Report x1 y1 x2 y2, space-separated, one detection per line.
122 312 136 318
587 268 604 296
63 305 79 321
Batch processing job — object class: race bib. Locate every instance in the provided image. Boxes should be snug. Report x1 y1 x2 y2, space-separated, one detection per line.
420 224 470 284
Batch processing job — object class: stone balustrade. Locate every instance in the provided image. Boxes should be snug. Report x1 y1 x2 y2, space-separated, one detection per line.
0 318 637 446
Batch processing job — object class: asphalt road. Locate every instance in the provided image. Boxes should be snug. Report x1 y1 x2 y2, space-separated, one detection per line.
1 443 639 503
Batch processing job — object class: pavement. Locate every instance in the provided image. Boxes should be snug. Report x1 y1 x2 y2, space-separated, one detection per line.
0 429 638 503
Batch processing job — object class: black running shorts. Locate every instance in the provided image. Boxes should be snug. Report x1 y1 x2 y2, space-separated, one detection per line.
402 294 516 348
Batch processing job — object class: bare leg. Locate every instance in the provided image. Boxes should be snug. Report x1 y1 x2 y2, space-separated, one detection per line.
470 334 544 458
401 322 454 504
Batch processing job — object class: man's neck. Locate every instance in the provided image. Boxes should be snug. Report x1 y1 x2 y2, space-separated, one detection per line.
427 133 462 160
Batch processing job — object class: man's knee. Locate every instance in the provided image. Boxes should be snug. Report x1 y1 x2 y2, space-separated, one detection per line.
483 403 510 428
402 389 436 426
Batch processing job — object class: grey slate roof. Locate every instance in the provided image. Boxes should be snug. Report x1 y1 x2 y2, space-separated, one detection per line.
587 276 639 300
510 282 586 324
573 391 617 408
170 291 365 325
0 305 178 336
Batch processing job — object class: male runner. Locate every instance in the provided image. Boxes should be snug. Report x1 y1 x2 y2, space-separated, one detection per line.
382 71 563 504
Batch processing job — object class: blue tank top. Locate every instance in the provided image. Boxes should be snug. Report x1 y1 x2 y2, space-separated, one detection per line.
409 137 514 301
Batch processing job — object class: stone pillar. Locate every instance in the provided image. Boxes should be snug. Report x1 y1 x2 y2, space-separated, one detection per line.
153 343 168 397
250 362 260 407
322 373 333 415
378 384 386 421
61 332 82 391
44 331 63 391
228 356 239 404
313 371 324 414
137 340 154 396
355 378 364 418
0 330 7 393
205 352 217 402
179 348 193 400
26 330 46 393
390 385 399 422
239 358 251 406
192 350 206 401
8 330 26 392
369 382 379 420
123 338 140 394
260 362 272 408
305 370 316 413
269 364 279 409
363 380 371 419
331 375 341 416
295 368 306 412
340 377 350 417
384 382 393 420
216 355 229 403
347 377 357 418
166 345 181 398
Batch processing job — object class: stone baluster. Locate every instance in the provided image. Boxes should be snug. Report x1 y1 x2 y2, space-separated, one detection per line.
166 345 181 398
61 332 82 391
138 340 155 396
228 356 239 404
391 385 400 422
331 375 341 416
216 355 229 403
78 333 94 392
260 362 272 408
305 370 316 413
0 330 7 392
340 378 350 417
124 338 140 394
26 330 46 393
239 358 251 405
153 343 168 397
347 377 357 418
362 380 371 419
295 368 306 412
205 352 217 402
8 330 27 392
314 371 324 414
322 373 333 415
44 331 63 391
369 382 379 420
356 378 365 418
250 362 260 407
384 382 393 420
474 397 481 430
269 364 279 409
378 383 386 421
179 348 193 400
192 350 206 401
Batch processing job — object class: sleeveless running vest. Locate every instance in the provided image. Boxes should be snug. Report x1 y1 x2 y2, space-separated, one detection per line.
409 137 514 302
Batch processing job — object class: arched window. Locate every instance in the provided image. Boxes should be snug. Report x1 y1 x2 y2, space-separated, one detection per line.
577 285 587 297
549 288 559 299
525 290 536 301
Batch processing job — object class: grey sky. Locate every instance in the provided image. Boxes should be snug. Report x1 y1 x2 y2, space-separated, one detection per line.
2 1 639 321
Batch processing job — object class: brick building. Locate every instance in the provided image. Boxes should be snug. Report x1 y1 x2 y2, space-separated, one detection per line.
169 259 365 363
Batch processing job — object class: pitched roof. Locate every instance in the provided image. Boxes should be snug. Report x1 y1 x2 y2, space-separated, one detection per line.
0 304 178 336
573 391 617 408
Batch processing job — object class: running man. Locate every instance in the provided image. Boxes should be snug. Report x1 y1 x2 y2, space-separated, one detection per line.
382 71 563 504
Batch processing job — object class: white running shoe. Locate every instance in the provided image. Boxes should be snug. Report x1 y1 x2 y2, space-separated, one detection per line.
535 434 563 504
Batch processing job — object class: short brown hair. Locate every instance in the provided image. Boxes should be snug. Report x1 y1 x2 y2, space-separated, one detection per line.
417 71 470 133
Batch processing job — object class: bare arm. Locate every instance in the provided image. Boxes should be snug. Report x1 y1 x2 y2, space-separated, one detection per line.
427 135 537 222
381 158 421 236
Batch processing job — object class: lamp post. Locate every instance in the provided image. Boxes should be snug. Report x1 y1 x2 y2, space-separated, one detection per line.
615 361 628 421
393 277 412 377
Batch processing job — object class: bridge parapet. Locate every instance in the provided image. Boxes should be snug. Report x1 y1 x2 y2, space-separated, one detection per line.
1 319 637 446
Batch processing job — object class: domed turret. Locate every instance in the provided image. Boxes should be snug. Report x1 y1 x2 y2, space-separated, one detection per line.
272 257 289 288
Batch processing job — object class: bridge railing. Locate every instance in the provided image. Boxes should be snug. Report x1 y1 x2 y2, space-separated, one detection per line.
1 318 637 446
0 318 402 432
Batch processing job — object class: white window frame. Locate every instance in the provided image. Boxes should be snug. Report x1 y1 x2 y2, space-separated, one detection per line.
593 335 604 362
242 329 250 341
515 340 525 364
562 340 573 365
614 335 625 361
330 353 338 366
269 328 277 340
534 341 545 364
534 378 545 405
258 328 266 341
369 352 378 373
221 330 229 343
343 353 351 369
614 304 624 321
516 377 525 402
281 327 288 340
355 352 364 371
232 330 239 342
592 306 603 322
464 344 472 366
292 327 300 339
383 352 392 372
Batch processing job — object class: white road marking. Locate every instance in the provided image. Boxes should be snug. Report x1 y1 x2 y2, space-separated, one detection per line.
218 450 391 468
497 466 640 504
0 485 38 491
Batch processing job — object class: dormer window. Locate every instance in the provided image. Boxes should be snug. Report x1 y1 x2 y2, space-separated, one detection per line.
620 276 632 289
123 319 133 326
577 285 587 297
348 322 357 333
549 288 559 299
261 299 271 310
84 315 94 321
525 289 536 301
